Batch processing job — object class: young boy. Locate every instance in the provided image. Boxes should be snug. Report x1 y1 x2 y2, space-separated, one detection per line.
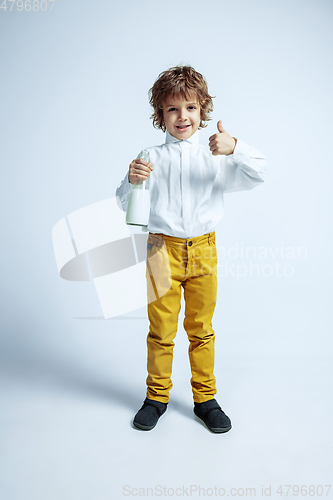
116 65 266 433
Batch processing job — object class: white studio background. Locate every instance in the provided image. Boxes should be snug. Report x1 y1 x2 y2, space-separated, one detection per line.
1 1 332 499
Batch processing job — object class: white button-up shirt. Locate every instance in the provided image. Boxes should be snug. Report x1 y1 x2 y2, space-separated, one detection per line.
116 130 267 238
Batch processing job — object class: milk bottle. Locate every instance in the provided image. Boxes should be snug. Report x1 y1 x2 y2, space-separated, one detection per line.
126 150 151 227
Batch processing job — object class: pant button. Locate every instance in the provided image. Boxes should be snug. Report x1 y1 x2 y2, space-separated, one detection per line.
188 241 193 246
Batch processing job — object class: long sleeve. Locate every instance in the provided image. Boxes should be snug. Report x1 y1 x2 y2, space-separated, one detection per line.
115 172 132 212
221 139 267 193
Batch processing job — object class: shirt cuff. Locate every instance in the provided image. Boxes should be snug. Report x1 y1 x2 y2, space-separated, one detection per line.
229 137 237 155
115 172 133 211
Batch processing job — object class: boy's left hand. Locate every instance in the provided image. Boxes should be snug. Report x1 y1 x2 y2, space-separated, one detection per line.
209 120 236 156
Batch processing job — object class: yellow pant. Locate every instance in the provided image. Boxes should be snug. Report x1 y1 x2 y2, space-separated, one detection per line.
145 231 218 403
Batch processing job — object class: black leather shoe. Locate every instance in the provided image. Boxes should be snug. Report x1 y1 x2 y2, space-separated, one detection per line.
133 398 168 431
194 399 232 433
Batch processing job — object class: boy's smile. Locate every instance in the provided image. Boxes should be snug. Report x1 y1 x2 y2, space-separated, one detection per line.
162 94 201 141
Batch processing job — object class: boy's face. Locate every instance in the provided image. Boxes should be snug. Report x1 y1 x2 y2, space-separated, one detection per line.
162 93 201 141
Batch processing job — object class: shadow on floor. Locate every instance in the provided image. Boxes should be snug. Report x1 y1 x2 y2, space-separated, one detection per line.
1 354 194 419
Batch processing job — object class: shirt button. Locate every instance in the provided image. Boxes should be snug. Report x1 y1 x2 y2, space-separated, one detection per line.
188 241 193 247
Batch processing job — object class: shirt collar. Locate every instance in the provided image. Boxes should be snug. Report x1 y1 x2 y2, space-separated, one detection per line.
165 129 200 145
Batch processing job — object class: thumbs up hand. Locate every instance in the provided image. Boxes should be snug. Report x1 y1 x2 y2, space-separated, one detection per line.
209 120 236 156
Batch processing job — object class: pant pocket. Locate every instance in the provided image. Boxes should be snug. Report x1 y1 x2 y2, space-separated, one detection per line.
146 238 172 302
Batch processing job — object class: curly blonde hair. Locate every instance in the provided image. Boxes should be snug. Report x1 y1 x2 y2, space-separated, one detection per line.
148 65 214 132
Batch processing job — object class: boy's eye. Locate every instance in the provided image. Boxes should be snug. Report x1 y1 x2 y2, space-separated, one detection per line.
167 106 197 112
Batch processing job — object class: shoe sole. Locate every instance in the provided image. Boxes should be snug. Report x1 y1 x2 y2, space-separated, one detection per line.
132 420 156 431
194 415 232 434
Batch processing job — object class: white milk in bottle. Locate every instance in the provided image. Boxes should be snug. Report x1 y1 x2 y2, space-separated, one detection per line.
126 150 151 227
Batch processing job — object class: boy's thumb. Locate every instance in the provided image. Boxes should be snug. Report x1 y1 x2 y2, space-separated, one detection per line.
217 120 225 133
